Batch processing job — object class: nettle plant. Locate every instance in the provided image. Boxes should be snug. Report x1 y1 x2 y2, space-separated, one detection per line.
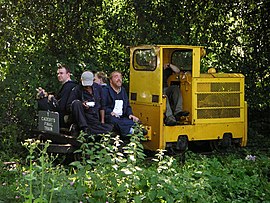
16 124 153 202
69 125 148 202
13 125 270 202
18 139 72 203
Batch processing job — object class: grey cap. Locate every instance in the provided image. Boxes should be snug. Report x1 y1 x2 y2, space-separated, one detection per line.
81 71 94 86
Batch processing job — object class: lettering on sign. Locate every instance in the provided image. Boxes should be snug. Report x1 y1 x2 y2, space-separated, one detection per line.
41 117 56 123
38 111 59 133
44 126 53 131
42 117 54 132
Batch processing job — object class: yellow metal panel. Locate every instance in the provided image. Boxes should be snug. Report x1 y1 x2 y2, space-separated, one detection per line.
130 102 164 151
192 77 245 124
200 73 245 78
130 71 160 103
163 122 246 143
130 47 162 103
192 48 201 78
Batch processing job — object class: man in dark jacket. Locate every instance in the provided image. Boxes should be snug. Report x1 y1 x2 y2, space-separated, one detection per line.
103 71 139 138
36 64 77 128
67 71 113 135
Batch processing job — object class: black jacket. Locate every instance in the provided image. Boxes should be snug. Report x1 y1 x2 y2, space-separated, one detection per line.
37 80 78 127
57 80 78 114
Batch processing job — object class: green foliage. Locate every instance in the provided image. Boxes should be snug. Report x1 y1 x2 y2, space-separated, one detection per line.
1 133 269 202
0 161 20 202
0 124 26 160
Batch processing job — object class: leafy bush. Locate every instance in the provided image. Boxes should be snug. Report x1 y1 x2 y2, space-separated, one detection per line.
0 131 269 203
0 161 20 202
0 124 27 161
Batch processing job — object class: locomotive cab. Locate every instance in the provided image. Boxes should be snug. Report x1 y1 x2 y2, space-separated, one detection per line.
129 45 248 152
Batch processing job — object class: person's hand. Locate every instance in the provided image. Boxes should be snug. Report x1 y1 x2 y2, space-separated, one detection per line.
48 94 54 101
111 112 120 118
36 87 48 99
82 101 89 109
129 114 139 122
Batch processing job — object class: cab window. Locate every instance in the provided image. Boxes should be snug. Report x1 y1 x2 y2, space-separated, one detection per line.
133 49 157 71
171 50 192 71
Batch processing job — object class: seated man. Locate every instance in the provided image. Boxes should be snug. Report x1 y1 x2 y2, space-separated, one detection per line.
67 71 113 135
36 64 78 128
103 70 140 138
163 63 189 126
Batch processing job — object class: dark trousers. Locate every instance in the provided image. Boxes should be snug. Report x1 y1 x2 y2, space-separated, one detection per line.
164 85 183 117
71 100 113 135
107 115 134 137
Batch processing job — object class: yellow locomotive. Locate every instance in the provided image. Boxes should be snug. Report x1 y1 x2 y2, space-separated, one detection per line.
129 45 248 152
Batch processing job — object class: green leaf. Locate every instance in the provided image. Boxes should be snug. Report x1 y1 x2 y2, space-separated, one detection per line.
148 190 157 201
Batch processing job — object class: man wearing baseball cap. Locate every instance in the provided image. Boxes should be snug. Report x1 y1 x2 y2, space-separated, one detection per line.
67 71 113 136
81 71 94 86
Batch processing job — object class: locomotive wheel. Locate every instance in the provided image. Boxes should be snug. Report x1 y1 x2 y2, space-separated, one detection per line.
166 136 188 163
176 136 188 151
166 147 186 164
210 140 224 152
210 133 232 152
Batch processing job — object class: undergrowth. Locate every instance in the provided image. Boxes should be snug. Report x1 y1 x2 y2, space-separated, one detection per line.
0 130 269 203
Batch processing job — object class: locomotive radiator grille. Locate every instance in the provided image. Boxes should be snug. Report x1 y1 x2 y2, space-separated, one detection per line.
196 82 241 119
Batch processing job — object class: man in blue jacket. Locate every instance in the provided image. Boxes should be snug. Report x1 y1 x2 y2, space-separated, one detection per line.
67 71 113 135
104 71 140 138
